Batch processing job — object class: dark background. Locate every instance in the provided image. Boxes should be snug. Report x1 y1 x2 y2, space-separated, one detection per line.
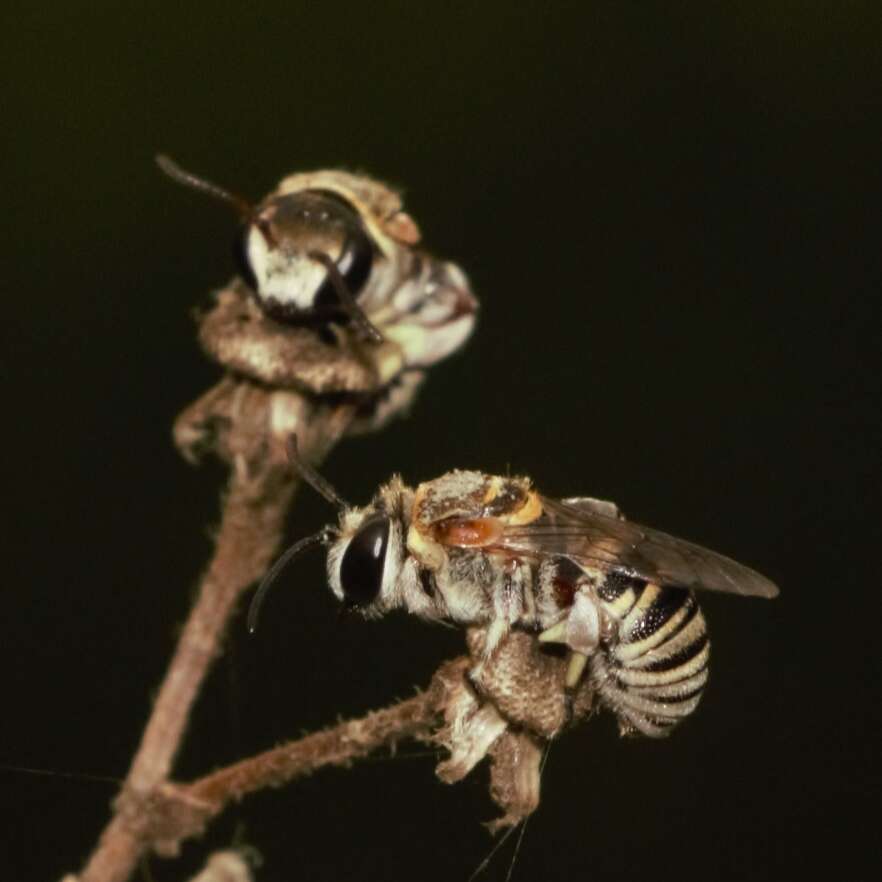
2 3 879 880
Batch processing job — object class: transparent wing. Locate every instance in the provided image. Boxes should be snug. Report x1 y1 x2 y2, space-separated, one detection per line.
491 496 779 598
559 496 623 519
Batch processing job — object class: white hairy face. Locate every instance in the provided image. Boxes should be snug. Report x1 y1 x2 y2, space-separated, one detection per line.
245 225 330 312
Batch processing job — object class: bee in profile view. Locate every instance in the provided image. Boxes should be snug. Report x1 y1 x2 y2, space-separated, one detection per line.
251 441 779 738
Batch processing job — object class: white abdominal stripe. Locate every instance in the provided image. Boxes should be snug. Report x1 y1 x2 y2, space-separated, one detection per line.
592 581 710 737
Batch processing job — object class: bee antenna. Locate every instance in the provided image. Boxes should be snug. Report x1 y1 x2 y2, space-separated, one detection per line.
286 436 349 509
307 250 384 344
247 528 335 633
155 154 255 220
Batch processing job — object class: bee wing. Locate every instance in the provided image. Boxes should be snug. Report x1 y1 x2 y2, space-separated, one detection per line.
559 496 624 520
493 496 779 598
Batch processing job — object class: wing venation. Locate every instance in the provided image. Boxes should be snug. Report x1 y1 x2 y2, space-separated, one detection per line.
491 496 778 598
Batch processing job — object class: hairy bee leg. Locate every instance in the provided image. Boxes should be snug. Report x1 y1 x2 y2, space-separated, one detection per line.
468 621 516 687
480 618 511 661
470 563 525 682
472 559 526 680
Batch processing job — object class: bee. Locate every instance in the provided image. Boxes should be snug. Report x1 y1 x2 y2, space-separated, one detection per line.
251 443 779 738
156 156 477 378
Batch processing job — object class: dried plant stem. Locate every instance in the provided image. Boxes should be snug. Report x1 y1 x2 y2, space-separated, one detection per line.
77 382 356 882
82 663 461 868
79 477 293 882
190 681 441 803
155 678 449 851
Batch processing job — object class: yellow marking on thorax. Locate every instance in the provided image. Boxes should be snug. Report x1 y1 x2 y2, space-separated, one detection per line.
481 479 542 526
406 524 445 571
482 477 504 503
508 490 542 526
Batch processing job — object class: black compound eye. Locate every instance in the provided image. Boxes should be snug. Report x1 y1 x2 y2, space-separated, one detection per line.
339 517 390 607
313 226 374 309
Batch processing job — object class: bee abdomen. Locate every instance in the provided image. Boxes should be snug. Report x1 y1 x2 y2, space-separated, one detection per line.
592 581 710 738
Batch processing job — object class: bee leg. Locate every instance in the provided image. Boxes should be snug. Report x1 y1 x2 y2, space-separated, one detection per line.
537 620 568 644
565 650 589 689
482 618 511 660
537 618 590 725
556 650 588 726
468 617 511 685
472 560 524 679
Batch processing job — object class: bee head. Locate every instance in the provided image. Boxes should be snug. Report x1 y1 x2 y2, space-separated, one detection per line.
156 155 381 341
246 437 407 632
239 190 375 323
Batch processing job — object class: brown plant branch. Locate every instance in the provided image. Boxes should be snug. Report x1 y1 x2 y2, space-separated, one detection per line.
186 681 441 808
137 664 460 856
129 644 566 857
76 378 358 882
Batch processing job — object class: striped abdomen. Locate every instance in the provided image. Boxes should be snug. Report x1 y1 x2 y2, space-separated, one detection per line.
591 577 710 737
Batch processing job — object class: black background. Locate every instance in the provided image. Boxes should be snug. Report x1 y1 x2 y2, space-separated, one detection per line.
2 4 879 881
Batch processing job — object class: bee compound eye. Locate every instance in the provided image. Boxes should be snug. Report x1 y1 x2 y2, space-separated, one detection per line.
339 516 390 607
313 224 374 309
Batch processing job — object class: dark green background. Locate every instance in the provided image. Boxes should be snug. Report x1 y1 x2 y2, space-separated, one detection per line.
3 3 878 880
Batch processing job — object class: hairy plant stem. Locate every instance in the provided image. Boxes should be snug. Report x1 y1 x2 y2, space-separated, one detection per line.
146 671 456 853
76 382 356 882
188 688 439 806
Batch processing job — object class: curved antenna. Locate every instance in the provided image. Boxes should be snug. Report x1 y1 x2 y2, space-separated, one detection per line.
307 250 384 343
247 528 335 633
155 154 255 219
286 435 349 509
